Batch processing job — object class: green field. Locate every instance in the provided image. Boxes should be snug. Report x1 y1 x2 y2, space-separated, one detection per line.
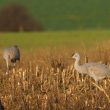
0 0 110 30
0 30 110 51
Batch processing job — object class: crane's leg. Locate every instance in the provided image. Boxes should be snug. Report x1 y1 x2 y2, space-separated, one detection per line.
6 59 9 74
13 60 17 68
13 62 16 67
18 59 20 68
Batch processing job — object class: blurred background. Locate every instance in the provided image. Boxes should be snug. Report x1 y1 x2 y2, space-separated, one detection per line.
0 0 110 50
0 0 110 32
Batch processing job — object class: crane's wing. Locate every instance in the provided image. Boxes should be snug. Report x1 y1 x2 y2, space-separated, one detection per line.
88 64 110 76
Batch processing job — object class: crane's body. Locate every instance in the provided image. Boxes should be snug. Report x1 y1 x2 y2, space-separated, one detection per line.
72 53 110 82
3 45 20 72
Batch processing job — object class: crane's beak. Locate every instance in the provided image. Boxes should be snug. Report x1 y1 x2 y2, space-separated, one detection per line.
71 53 74 57
71 53 75 59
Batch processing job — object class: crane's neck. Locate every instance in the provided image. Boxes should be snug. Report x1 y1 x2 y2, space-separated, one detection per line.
74 57 80 70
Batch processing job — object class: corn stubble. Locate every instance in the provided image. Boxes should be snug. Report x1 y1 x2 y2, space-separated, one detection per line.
0 44 110 110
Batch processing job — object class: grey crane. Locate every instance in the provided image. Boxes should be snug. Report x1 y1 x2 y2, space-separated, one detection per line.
3 45 20 72
72 52 110 82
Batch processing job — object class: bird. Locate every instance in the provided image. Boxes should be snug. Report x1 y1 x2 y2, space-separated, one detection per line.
72 52 110 82
3 45 20 73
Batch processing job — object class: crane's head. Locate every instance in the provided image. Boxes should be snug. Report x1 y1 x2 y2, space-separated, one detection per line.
72 52 80 60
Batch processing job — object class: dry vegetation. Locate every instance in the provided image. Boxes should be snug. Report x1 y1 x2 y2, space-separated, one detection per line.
0 42 110 110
